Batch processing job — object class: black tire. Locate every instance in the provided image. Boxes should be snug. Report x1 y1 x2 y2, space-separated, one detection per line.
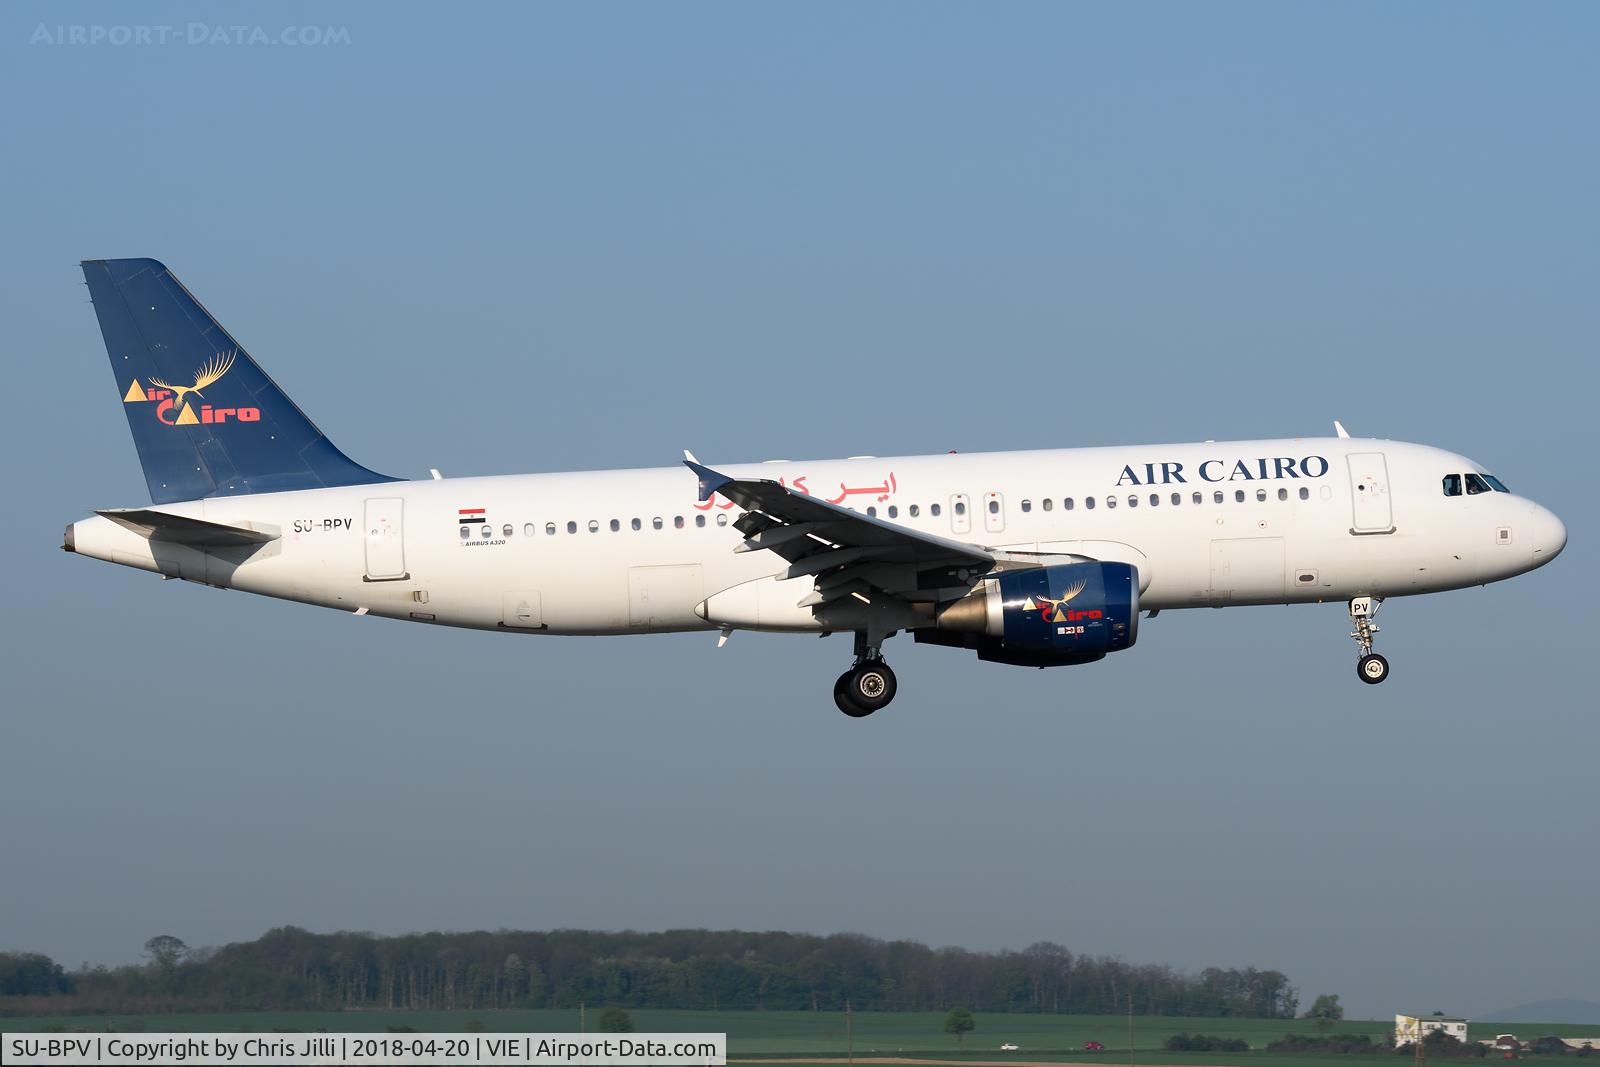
834 672 874 717
847 660 897 713
1357 653 1390 685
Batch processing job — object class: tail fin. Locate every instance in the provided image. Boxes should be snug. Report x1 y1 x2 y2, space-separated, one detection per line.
81 258 398 504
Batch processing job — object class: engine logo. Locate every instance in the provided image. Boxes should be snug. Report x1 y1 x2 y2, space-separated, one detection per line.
1028 579 1088 623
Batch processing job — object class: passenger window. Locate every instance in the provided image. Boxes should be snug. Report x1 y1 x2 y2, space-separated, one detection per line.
954 501 966 516
1235 490 1245 503
909 504 920 517
888 505 898 518
1298 487 1309 500
631 518 641 531
695 515 706 528
1172 493 1181 506
1128 495 1138 508
523 523 535 537
652 517 663 530
988 499 1000 514
480 525 492 538
931 503 941 517
566 521 577 534
674 516 684 529
1150 493 1160 507
1442 473 1462 497
1191 492 1201 505
609 519 620 532
459 526 469 540
1020 500 1031 513
1277 488 1288 501
546 522 557 536
1084 497 1094 510
1042 498 1053 512
503 524 514 537
588 520 600 533
1106 496 1117 509
1465 473 1491 495
716 513 728 526
1256 489 1267 502
1064 498 1074 510
867 506 877 518
1214 491 1224 504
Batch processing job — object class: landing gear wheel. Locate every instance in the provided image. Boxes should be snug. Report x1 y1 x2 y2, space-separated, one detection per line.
1347 597 1388 686
833 673 872 717
1357 653 1390 685
833 661 897 717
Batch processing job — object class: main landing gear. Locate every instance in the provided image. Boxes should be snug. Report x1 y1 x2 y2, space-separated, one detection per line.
834 633 898 717
1349 596 1390 684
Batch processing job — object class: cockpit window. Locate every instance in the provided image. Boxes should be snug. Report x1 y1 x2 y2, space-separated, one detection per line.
1442 474 1462 497
1464 472 1491 495
1482 473 1510 493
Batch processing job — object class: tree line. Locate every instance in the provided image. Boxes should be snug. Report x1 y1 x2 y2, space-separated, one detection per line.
1 928 1299 1019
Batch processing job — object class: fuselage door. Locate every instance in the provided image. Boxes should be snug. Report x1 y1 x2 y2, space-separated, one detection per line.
983 491 1005 534
950 493 971 535
1346 452 1395 533
363 497 407 580
628 565 705 629
1209 537 1287 602
502 591 544 629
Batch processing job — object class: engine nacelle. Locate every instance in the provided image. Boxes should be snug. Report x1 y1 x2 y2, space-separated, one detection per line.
918 561 1140 667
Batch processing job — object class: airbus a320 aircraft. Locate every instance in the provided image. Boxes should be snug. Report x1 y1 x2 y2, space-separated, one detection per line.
64 260 1567 716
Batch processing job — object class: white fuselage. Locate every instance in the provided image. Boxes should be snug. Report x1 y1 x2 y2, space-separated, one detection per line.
66 437 1566 636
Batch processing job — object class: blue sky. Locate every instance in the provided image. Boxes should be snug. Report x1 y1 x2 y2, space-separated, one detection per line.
0 2 1594 1019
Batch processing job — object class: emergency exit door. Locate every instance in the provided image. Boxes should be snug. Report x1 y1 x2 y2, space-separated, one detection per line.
950 493 972 535
1346 453 1394 534
983 491 1006 534
363 498 407 580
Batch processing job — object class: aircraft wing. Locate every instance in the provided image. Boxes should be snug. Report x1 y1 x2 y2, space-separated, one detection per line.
685 456 994 607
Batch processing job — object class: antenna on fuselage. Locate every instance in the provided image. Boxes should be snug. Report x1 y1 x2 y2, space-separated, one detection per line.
1333 420 1351 439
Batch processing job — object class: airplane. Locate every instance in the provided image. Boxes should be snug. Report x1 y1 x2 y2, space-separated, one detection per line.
63 259 1568 716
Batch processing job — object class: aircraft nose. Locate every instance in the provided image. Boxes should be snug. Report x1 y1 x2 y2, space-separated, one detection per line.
1528 501 1567 569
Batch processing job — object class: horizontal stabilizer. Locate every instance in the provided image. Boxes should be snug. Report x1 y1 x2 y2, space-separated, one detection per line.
97 508 279 548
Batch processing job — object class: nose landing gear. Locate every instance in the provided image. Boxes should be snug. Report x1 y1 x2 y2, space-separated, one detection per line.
834 633 898 716
1349 596 1389 684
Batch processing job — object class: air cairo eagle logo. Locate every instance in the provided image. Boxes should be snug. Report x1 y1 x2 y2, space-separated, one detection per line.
121 350 261 426
1026 578 1094 623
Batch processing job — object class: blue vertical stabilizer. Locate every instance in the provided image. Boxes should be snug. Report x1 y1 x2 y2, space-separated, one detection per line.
81 258 398 504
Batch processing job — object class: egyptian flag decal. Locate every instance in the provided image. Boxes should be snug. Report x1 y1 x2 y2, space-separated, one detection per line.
458 507 486 526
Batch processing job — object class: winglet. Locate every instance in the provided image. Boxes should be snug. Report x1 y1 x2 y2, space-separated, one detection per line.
682 456 732 502
1333 420 1351 439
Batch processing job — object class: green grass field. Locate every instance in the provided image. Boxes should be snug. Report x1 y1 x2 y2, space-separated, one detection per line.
2 1009 1595 1066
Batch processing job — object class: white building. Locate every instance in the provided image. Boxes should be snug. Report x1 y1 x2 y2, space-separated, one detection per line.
1396 1014 1469 1046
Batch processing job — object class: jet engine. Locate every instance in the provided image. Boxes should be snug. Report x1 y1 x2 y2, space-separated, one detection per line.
916 561 1140 667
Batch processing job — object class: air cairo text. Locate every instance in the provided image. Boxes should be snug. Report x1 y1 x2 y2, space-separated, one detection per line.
1116 455 1330 486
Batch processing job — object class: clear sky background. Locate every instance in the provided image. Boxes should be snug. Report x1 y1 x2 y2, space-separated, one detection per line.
1 2 1594 1021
